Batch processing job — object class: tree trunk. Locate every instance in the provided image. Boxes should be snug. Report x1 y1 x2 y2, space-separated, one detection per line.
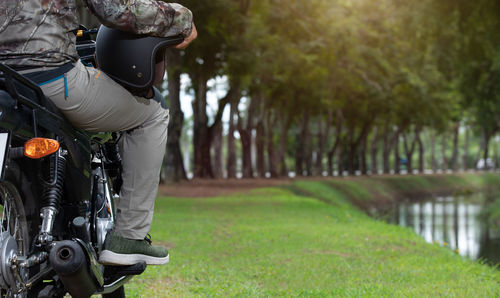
382 128 391 174
314 117 324 176
295 128 304 176
383 125 400 174
462 125 470 171
370 126 379 175
315 112 331 176
430 130 437 173
394 132 400 174
327 110 343 176
278 110 293 177
360 132 368 175
238 108 254 178
337 141 344 177
226 98 237 179
163 49 187 182
441 132 448 172
256 120 266 178
450 122 460 172
205 78 240 178
278 129 288 177
347 127 355 176
482 128 491 171
402 132 411 174
295 110 310 176
266 112 279 178
402 128 419 175
237 101 255 178
346 121 372 176
328 132 341 176
211 122 223 178
304 116 313 176
190 72 212 178
416 130 424 174
316 110 333 176
303 113 313 176
476 129 485 169
327 154 333 176
240 128 253 178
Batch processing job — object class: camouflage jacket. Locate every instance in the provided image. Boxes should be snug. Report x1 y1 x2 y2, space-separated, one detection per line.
0 0 193 68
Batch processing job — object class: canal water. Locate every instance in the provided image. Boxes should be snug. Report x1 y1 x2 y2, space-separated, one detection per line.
372 193 500 266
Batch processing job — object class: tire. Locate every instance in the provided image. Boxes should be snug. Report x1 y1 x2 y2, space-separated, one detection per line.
0 161 41 297
2 161 40 246
102 285 126 298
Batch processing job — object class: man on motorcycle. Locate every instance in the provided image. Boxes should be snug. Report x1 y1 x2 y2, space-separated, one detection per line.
0 1 197 266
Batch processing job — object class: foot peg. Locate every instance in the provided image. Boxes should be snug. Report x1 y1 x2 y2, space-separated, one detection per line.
104 261 147 280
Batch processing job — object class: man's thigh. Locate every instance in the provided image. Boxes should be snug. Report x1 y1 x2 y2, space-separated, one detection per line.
41 60 165 132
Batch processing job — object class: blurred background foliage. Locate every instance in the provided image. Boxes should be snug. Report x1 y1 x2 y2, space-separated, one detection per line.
78 0 500 180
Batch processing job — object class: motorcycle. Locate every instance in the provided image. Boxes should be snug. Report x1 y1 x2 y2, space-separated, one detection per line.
0 26 182 297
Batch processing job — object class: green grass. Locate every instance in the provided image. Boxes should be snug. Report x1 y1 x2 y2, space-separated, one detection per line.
124 177 500 297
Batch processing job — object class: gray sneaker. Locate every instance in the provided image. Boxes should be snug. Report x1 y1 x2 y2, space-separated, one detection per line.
99 231 169 265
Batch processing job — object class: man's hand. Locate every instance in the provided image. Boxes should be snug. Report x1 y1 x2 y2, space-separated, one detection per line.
175 23 197 49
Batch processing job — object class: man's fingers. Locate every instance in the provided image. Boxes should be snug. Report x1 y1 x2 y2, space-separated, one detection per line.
175 23 197 49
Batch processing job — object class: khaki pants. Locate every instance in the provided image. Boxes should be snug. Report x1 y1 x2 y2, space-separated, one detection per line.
40 60 169 240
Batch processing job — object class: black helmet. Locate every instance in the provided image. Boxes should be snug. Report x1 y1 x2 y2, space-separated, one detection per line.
95 25 184 96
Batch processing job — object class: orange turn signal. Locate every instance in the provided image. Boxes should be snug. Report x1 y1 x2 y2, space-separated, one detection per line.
76 30 83 37
24 138 60 159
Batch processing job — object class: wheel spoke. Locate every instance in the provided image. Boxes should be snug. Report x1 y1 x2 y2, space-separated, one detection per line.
14 215 19 239
6 198 11 234
1 193 6 234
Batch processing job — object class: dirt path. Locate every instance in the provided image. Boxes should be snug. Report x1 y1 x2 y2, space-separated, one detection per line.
158 175 367 198
158 178 293 197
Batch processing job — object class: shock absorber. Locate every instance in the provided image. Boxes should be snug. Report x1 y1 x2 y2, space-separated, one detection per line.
38 149 67 245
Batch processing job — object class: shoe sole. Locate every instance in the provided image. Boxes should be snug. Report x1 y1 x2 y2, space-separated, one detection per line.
99 250 170 265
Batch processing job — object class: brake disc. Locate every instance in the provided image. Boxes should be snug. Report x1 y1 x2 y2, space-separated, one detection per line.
0 231 18 289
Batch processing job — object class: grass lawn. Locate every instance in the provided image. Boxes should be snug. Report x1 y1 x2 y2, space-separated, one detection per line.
124 179 500 297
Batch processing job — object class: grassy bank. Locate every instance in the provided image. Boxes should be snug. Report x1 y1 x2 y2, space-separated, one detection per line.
125 174 500 296
306 173 500 209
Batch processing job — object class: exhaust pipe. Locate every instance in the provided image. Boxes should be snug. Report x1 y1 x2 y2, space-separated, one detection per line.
49 240 97 298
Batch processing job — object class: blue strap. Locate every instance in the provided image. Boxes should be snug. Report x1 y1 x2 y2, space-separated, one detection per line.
63 74 68 99
37 75 64 86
